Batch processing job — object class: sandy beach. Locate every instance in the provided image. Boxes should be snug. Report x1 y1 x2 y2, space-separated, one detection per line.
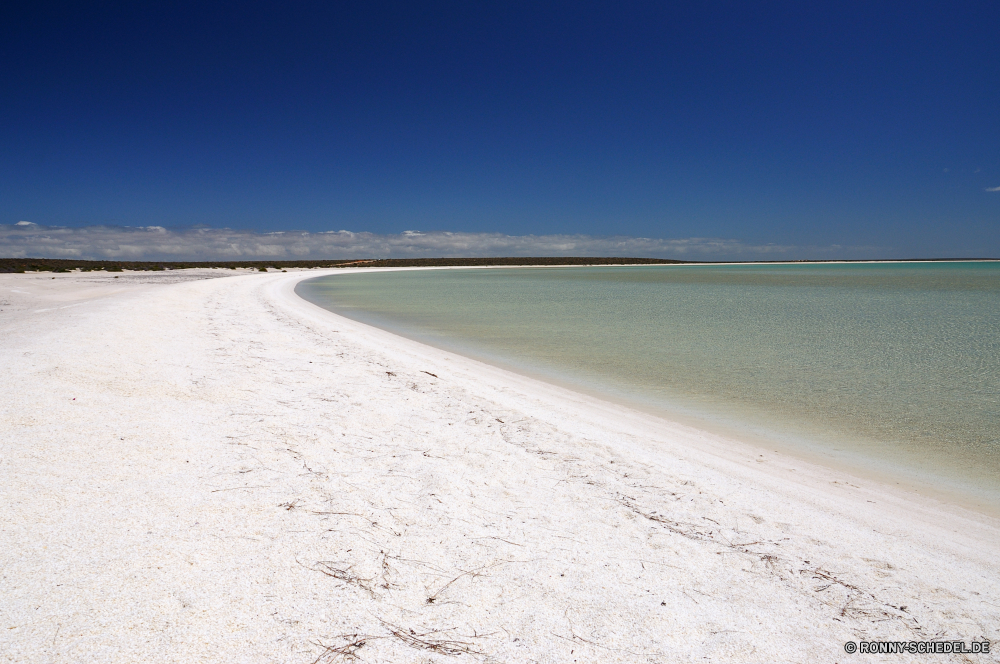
1 268 997 663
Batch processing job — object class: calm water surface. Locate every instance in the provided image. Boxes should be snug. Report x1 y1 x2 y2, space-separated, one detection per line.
297 263 1000 508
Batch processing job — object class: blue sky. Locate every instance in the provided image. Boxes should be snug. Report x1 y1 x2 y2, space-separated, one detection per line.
2 1 998 259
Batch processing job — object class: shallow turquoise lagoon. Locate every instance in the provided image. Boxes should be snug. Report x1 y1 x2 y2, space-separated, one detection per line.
297 262 1000 509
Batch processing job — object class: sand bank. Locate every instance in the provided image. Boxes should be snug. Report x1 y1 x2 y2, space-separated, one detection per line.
1 269 997 662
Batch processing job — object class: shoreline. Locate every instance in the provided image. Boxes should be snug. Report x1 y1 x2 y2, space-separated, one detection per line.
296 266 1000 518
2 268 997 661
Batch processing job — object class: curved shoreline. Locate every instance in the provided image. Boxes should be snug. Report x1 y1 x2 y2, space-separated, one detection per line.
294 266 1000 517
1 268 997 661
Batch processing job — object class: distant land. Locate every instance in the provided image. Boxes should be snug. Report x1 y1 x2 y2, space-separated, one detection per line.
0 256 996 273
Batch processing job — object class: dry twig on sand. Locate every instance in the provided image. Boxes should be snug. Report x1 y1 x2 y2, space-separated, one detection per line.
378 620 484 656
299 558 378 598
312 636 368 663
425 560 512 604
312 623 484 662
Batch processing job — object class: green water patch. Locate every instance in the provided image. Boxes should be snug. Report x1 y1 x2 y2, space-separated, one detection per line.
297 262 1000 509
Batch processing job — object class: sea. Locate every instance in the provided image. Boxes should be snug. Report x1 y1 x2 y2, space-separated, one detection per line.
296 262 1000 512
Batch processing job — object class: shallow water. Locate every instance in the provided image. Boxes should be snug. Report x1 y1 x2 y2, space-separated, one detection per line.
297 262 1000 509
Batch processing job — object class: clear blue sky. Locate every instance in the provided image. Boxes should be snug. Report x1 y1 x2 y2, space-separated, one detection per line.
2 1 998 257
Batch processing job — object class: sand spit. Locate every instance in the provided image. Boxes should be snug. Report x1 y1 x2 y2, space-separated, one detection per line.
1 269 997 663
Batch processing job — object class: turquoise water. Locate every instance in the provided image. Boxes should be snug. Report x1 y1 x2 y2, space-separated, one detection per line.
297 262 1000 510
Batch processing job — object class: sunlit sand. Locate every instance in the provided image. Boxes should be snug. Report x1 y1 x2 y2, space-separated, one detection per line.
2 269 996 662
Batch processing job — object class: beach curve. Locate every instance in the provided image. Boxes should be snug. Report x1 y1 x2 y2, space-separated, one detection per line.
1 268 997 662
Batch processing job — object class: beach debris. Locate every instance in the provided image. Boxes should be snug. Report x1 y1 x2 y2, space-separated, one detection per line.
379 620 483 656
312 622 483 662
305 559 377 598
311 636 367 663
425 560 513 605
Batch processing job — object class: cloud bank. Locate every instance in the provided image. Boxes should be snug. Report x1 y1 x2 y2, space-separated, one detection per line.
986 186 1000 192
2 222 873 262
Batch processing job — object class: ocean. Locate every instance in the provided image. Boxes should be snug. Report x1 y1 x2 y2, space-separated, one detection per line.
296 262 1000 510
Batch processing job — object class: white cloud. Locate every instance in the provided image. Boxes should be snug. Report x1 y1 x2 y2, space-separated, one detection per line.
0 223 875 262
986 186 1000 192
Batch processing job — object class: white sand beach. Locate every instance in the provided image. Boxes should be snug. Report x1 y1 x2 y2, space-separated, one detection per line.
1 268 997 663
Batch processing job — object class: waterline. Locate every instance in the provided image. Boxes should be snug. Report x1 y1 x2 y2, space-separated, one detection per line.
297 262 1000 510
